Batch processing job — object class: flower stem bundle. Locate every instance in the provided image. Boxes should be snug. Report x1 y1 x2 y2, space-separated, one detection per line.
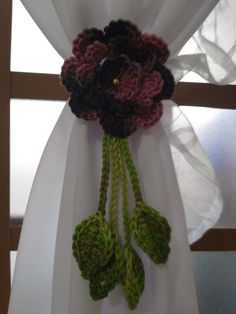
72 133 171 309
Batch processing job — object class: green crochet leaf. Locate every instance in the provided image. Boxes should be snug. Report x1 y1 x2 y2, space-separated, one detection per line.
121 247 145 310
72 211 114 279
130 202 171 264
89 254 121 300
89 233 123 300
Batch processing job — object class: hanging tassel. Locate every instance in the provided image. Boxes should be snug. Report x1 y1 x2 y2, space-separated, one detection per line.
72 134 171 308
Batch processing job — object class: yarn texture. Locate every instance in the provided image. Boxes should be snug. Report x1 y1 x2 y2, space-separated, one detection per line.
72 135 171 309
62 19 174 309
61 19 175 138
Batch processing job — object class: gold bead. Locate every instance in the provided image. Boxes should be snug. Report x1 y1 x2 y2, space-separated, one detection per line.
112 78 120 85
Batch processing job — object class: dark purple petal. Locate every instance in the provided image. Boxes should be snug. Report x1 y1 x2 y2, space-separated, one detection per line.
154 65 175 100
97 56 127 89
100 111 136 138
73 28 105 57
104 20 141 42
69 89 100 121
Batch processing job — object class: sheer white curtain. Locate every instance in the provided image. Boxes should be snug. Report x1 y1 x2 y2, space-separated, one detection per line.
8 1 236 314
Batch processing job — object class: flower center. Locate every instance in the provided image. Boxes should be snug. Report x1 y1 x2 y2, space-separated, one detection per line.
112 78 120 85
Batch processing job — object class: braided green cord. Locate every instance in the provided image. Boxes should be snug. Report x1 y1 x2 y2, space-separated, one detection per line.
121 139 143 203
109 136 120 232
107 136 124 291
118 139 131 249
97 133 111 215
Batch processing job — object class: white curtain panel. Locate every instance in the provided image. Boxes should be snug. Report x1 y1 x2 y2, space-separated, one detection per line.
8 1 236 314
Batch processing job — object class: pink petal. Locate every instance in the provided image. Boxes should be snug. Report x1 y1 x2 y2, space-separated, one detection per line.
76 62 98 87
111 63 141 101
136 71 164 106
84 41 108 63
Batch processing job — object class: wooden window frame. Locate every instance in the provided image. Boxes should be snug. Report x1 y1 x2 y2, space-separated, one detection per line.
1 0 236 312
0 1 12 313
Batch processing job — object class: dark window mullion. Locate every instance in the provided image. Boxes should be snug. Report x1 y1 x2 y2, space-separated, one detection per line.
0 0 13 313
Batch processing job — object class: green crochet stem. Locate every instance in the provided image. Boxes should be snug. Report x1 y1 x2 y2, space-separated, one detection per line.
97 133 111 215
117 139 131 249
107 136 124 287
120 139 143 204
98 134 143 224
109 136 120 231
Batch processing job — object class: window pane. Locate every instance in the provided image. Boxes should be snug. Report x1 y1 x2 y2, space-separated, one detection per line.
181 107 236 228
10 250 236 312
10 99 64 218
11 0 63 74
192 252 236 314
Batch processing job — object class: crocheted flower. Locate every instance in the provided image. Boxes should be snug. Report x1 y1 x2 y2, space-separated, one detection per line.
130 202 171 264
61 19 175 138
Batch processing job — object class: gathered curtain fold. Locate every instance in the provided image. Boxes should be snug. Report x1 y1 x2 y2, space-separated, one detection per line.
20 0 236 243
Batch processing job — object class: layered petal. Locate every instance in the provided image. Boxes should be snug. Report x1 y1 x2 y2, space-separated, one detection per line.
100 111 136 138
111 62 141 101
60 57 82 93
73 28 105 57
154 64 175 100
84 41 108 63
134 104 163 129
68 90 100 121
135 34 170 71
136 71 164 106
104 19 141 42
76 62 98 87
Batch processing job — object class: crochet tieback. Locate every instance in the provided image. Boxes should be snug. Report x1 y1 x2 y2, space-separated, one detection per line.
61 19 175 309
